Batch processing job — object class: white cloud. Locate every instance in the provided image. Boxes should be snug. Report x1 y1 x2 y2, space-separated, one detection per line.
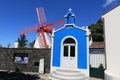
103 0 116 7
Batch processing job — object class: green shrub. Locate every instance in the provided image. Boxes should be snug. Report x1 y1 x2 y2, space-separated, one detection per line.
98 63 104 69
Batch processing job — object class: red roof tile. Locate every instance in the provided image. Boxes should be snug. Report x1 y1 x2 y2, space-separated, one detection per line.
89 42 104 48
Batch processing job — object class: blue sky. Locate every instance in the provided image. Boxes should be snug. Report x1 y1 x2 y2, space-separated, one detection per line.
0 0 120 47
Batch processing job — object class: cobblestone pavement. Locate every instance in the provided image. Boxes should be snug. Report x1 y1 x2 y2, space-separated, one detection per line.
39 73 103 80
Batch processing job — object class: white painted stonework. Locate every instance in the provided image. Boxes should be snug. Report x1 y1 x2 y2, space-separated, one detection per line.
102 4 120 80
14 41 19 48
49 69 89 80
39 59 44 73
34 32 52 48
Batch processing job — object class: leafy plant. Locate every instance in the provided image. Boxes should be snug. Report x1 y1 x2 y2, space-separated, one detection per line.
18 34 28 48
88 19 104 42
0 44 2 48
28 40 35 48
98 63 104 69
7 43 11 48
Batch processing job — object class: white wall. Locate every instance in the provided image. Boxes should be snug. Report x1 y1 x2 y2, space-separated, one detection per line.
34 32 52 48
89 54 105 68
14 41 19 48
102 5 120 79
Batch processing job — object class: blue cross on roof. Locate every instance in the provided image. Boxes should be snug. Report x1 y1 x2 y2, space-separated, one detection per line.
64 8 75 24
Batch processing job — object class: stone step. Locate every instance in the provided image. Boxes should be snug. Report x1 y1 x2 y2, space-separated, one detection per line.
52 71 84 79
49 73 84 80
48 69 87 80
49 73 64 80
56 69 82 76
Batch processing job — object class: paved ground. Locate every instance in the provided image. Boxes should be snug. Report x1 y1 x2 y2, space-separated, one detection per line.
0 71 103 80
14 72 104 80
38 73 103 80
88 77 103 80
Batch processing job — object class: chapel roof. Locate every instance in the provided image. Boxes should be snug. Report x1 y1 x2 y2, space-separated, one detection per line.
89 42 104 48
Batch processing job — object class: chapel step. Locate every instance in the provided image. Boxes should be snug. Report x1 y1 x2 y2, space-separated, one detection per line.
56 69 82 76
49 73 86 80
48 69 88 80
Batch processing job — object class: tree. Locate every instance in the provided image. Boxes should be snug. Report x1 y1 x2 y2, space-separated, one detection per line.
88 19 104 42
18 34 28 48
7 43 11 48
28 40 35 48
0 44 2 48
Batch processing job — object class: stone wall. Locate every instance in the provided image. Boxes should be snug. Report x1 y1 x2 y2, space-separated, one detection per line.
0 48 51 73
0 48 105 73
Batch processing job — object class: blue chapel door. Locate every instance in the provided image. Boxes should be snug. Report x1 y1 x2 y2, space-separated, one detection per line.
61 37 77 69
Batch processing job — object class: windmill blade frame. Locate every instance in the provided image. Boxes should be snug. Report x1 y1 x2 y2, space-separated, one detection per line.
19 24 38 36
36 7 47 25
19 7 64 48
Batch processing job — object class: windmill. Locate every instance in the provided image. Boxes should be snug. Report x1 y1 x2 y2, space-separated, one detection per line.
20 7 64 48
